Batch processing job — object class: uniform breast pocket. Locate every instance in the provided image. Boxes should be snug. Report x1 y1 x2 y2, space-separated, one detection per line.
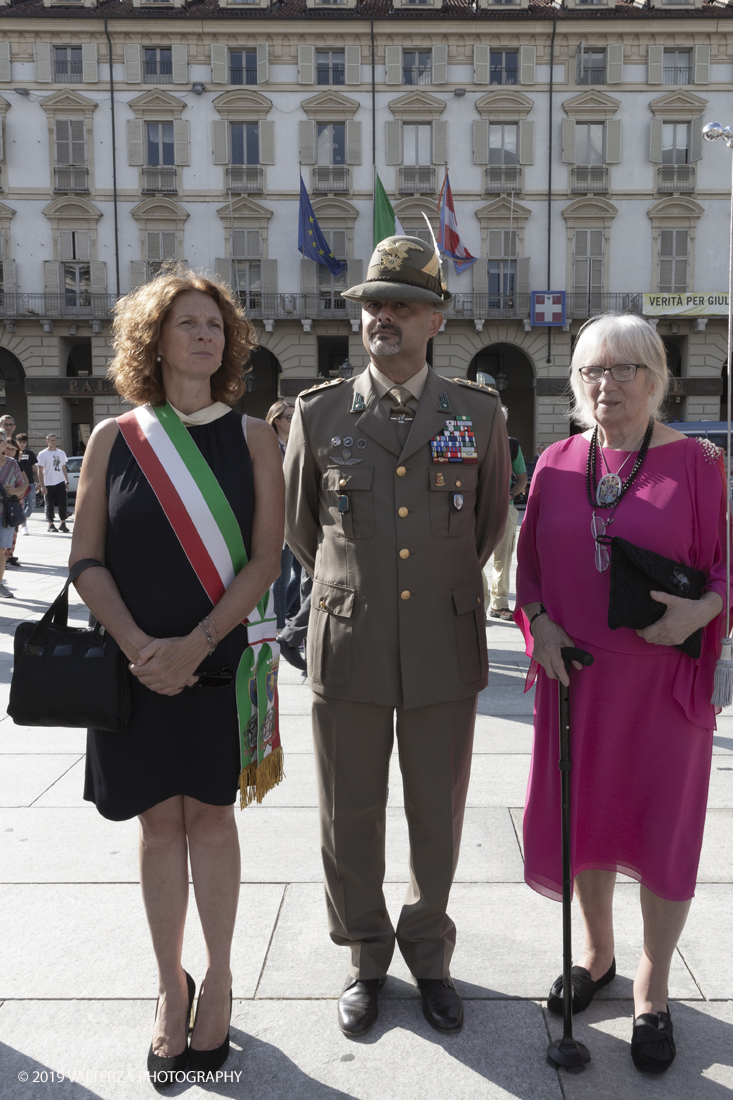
307 578 355 687
453 577 488 684
427 467 479 539
321 466 375 540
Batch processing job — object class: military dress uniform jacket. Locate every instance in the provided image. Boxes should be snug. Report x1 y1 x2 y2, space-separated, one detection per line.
284 366 510 711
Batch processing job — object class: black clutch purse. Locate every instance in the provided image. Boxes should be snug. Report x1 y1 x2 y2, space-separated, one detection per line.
0 480 25 528
8 558 133 731
606 536 706 659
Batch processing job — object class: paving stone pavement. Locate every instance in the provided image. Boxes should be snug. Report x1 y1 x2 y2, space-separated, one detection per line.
1 510 733 1099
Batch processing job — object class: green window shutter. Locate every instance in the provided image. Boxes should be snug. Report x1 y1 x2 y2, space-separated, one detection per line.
605 119 621 164
124 44 142 84
299 120 316 165
172 45 188 85
606 44 623 85
211 44 228 84
90 261 107 294
82 43 98 84
162 232 177 260
519 120 534 165
74 231 90 261
433 45 448 85
35 42 52 83
385 46 402 86
473 120 489 165
0 43 10 84
474 44 490 85
257 43 269 85
346 120 362 165
693 44 710 85
561 119 575 164
386 120 402 165
345 45 361 85
298 45 315 85
44 260 60 293
689 116 703 162
127 120 144 166
174 120 190 167
212 120 228 165
432 120 447 165
519 45 536 85
647 45 663 85
59 231 74 261
649 118 663 163
259 120 275 165
215 258 231 285
488 231 503 259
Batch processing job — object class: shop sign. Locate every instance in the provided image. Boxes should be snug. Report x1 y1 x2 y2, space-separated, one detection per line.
643 293 729 317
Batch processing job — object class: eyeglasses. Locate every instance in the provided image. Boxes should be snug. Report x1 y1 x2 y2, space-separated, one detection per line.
591 513 610 572
579 364 645 384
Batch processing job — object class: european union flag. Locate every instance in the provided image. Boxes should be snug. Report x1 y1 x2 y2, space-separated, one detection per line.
298 176 347 278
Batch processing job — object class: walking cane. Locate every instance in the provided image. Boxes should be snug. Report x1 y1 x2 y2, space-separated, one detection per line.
547 646 594 1069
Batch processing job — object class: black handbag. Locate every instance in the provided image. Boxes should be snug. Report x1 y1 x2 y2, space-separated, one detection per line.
606 536 706 659
8 558 133 731
0 479 25 528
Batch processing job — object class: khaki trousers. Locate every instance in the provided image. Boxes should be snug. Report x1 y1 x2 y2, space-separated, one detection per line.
489 503 519 611
311 693 477 980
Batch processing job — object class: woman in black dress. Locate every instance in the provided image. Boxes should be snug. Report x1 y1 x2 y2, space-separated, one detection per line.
70 271 284 1083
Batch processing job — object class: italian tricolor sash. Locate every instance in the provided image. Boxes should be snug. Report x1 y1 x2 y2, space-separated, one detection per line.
117 402 283 807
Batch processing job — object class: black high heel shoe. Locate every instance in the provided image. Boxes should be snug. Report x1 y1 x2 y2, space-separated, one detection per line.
187 986 233 1073
147 970 196 1089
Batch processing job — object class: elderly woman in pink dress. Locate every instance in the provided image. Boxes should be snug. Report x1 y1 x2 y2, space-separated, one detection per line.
515 313 729 1074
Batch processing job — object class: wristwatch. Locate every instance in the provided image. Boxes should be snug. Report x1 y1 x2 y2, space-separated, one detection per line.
529 604 548 634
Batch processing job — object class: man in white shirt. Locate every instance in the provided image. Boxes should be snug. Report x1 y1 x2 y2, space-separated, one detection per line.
37 434 70 533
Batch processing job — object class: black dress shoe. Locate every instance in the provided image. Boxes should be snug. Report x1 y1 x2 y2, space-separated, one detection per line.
547 958 616 1016
188 988 233 1073
416 978 464 1033
279 637 307 672
147 971 196 1089
338 976 387 1037
631 1007 676 1074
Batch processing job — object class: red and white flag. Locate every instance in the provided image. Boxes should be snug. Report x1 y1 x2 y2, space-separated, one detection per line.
438 172 476 275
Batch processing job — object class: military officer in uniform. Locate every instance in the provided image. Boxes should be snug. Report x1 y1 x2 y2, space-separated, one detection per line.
283 235 510 1038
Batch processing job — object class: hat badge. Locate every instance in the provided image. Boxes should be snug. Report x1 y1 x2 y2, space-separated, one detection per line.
376 240 424 272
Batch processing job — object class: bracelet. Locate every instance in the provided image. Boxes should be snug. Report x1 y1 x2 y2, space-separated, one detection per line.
198 615 219 657
529 605 547 635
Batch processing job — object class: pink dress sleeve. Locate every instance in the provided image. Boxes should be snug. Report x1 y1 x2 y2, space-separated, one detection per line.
512 449 552 682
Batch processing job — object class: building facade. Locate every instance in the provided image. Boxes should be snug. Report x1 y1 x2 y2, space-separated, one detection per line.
0 0 730 456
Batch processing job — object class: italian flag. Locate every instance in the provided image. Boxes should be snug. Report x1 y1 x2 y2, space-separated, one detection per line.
373 172 405 246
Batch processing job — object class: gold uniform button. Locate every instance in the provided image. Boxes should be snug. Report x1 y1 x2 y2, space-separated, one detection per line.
399 548 410 560
401 590 411 601
396 466 406 477
398 506 408 518
477 596 481 605
319 599 325 609
339 478 347 487
456 480 462 488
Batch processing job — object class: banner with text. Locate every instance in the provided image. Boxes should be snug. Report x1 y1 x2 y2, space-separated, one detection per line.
643 292 729 317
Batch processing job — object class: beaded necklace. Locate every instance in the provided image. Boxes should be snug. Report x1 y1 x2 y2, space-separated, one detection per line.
586 417 655 510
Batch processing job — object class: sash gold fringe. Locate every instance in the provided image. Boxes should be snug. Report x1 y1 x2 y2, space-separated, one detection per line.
238 746 285 809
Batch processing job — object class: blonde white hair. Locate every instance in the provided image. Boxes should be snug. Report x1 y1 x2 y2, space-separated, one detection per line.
569 313 669 430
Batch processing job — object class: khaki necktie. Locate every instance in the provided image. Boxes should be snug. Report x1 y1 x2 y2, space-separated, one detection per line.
384 385 417 447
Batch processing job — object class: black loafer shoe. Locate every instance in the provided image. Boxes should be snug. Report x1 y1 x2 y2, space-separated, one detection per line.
279 638 307 672
338 976 387 1037
417 977 464 1033
547 958 616 1016
631 1008 676 1074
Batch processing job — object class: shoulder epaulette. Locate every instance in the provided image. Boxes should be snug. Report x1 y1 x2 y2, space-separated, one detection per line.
299 377 346 398
452 378 499 396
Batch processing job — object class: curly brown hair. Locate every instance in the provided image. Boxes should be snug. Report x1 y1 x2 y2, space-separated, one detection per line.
108 266 257 407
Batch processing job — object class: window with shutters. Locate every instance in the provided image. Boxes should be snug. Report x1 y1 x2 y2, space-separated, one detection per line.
318 229 348 311
662 122 689 164
399 123 434 192
144 122 176 192
571 122 609 192
578 50 606 86
54 120 88 192
490 51 518 86
663 50 691 85
658 229 688 292
228 123 262 192
231 230 262 311
573 229 604 311
230 50 258 86
314 123 348 191
487 230 517 308
144 48 173 85
55 47 83 84
146 231 177 279
317 51 345 86
484 123 522 192
403 51 432 87
59 231 91 307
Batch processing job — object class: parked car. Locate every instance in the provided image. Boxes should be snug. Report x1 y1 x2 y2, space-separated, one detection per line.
66 456 83 501
669 420 729 452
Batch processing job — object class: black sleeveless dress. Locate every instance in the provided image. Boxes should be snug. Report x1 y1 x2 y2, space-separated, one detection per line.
84 410 255 821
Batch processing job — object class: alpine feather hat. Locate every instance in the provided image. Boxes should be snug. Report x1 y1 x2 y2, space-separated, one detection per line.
341 235 452 307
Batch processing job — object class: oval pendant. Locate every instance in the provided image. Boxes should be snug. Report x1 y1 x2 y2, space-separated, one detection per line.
597 472 622 505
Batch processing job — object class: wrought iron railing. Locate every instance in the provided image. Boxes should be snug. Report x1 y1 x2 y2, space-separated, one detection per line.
54 166 89 193
317 66 345 85
312 166 350 192
0 293 118 319
566 292 643 319
226 165 263 193
402 67 432 86
144 61 173 84
142 167 177 193
399 166 435 193
571 165 608 193
579 68 605 85
484 165 523 193
230 68 258 85
55 61 83 83
663 66 690 84
657 165 695 192
489 67 518 85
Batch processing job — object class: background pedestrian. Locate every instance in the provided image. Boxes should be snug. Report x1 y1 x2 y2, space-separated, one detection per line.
37 434 70 533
